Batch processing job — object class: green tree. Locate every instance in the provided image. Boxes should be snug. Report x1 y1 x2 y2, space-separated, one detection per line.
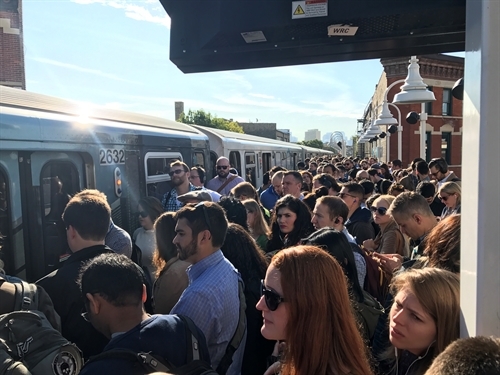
178 109 244 133
297 139 324 149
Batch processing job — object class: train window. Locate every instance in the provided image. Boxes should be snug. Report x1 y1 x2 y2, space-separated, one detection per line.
229 151 241 176
193 152 205 168
40 162 80 267
0 170 11 272
144 152 183 199
245 153 256 165
40 162 79 218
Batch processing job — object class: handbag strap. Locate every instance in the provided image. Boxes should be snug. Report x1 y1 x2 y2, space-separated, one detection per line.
216 175 237 194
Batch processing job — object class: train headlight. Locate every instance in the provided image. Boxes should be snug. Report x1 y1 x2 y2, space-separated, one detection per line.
114 167 123 197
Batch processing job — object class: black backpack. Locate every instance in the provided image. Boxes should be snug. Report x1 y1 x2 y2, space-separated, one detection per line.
0 276 83 375
86 315 216 375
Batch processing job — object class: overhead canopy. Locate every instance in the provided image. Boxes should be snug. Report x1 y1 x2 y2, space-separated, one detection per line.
160 0 465 73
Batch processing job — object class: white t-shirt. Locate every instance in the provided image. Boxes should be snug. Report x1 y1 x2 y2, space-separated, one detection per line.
133 228 156 279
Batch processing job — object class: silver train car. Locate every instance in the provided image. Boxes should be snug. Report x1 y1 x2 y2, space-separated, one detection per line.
193 125 335 188
0 86 210 281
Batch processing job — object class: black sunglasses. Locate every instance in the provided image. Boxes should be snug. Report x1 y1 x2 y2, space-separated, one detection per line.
195 202 213 234
438 195 448 201
261 280 284 311
216 165 229 170
138 210 148 218
370 206 388 215
168 169 185 177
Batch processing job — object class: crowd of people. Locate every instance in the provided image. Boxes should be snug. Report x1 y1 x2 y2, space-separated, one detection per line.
1 154 499 375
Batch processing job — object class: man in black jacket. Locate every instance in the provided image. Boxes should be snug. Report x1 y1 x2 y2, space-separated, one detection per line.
78 253 211 375
339 182 375 245
37 189 113 359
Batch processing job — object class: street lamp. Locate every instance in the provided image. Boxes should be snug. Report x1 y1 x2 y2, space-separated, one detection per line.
374 56 435 161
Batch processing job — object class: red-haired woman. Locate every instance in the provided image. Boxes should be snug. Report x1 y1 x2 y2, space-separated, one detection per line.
257 246 373 375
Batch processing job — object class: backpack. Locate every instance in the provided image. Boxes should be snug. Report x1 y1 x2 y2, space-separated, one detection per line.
86 315 217 375
355 290 385 340
0 276 83 375
86 280 247 375
351 244 391 303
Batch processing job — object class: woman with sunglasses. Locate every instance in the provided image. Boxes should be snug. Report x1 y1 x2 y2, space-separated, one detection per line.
266 195 314 254
437 182 461 219
132 197 164 280
257 245 373 375
363 195 408 257
152 212 189 314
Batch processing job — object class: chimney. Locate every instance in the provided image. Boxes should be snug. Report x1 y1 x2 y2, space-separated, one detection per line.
175 101 184 121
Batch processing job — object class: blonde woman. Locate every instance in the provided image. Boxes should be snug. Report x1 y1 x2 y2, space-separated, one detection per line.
437 181 461 219
363 195 408 257
381 268 460 375
242 199 271 251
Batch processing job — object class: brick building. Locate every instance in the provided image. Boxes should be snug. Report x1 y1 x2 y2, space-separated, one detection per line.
0 0 25 89
358 54 463 176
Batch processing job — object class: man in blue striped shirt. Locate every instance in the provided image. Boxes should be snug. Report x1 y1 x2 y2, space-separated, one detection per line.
171 202 245 375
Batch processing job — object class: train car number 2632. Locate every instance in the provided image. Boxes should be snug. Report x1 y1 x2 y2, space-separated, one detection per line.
99 148 125 165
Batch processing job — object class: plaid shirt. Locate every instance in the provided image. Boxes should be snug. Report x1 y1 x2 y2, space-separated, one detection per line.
162 184 197 212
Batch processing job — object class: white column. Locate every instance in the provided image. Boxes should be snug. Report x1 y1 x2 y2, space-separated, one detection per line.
461 0 500 337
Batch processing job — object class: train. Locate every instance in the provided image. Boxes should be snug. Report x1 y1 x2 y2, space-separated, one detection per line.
0 86 335 281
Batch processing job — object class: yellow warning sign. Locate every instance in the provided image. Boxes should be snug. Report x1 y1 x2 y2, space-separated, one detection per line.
292 0 328 19
293 4 305 16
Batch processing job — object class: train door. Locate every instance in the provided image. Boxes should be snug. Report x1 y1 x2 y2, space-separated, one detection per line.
244 151 257 187
0 152 23 278
275 151 281 168
24 152 86 280
262 152 272 174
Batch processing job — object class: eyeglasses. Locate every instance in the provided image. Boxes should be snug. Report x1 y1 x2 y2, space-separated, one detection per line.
370 206 388 215
168 169 185 177
216 165 229 170
438 195 449 201
138 210 148 218
261 280 284 311
339 192 356 199
195 202 213 234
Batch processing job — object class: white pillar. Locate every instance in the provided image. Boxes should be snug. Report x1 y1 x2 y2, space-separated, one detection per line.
461 0 500 337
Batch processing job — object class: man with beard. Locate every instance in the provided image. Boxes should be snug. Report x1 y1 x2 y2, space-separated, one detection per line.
162 161 197 212
171 202 246 375
206 157 244 196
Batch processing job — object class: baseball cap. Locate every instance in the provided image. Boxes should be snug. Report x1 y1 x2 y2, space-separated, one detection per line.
177 190 213 203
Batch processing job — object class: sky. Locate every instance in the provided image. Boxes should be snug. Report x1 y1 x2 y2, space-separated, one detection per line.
23 1 395 142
